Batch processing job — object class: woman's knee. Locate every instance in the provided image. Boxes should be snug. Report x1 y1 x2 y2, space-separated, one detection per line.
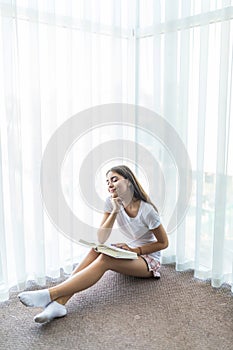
97 253 113 269
89 248 100 257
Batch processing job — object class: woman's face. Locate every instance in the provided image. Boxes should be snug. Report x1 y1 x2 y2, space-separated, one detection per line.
106 171 130 197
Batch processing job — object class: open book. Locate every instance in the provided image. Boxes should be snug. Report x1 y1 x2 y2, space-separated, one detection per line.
78 239 138 260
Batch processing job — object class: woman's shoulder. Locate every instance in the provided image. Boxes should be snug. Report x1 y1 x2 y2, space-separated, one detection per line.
141 200 159 216
140 200 155 210
140 201 161 228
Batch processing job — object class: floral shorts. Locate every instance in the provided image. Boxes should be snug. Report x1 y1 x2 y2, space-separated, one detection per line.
141 255 161 278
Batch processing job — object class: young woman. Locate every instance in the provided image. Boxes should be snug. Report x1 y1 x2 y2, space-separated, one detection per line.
18 165 168 323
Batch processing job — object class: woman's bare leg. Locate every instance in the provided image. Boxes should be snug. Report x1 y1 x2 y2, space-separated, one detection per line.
72 248 100 273
55 248 100 305
49 254 152 301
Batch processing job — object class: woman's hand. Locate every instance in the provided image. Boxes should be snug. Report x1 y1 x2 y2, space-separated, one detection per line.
111 243 132 251
111 192 122 213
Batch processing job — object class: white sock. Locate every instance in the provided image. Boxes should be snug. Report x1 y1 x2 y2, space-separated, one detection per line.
18 289 51 308
34 301 67 323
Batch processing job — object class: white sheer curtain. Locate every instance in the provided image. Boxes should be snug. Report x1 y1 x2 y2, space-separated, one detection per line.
0 0 135 301
0 0 232 302
137 0 233 290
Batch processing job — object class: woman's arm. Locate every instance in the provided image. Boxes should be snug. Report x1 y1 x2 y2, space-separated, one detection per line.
97 194 122 244
97 211 117 244
132 224 169 255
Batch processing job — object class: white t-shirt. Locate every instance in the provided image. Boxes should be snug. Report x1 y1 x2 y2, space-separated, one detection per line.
104 196 161 261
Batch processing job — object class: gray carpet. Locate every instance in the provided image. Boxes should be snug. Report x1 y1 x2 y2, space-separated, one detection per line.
0 264 232 350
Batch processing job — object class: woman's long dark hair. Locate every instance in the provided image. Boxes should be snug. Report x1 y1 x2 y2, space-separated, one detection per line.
106 165 158 212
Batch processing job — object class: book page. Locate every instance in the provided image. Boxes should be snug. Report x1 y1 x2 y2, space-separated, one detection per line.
78 239 138 259
78 239 97 248
96 245 138 259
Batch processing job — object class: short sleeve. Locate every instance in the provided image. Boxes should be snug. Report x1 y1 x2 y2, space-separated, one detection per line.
103 196 113 213
145 206 161 230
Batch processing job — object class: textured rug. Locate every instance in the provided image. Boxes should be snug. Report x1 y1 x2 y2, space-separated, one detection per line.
0 264 232 350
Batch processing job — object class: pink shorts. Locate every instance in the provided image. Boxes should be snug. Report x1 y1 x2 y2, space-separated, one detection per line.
141 255 161 278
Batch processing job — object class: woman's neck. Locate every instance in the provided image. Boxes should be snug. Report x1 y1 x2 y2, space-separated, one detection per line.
122 197 139 208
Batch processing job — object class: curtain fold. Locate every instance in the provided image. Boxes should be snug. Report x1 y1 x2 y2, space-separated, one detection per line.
0 0 232 301
195 1 210 276
1 2 26 292
212 6 231 287
0 134 8 300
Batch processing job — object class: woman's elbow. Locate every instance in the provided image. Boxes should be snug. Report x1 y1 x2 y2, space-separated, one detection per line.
162 238 169 250
97 231 104 244
97 227 109 244
98 237 105 244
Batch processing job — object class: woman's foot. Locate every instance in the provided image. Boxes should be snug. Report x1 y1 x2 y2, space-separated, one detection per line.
18 289 51 308
34 301 67 323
